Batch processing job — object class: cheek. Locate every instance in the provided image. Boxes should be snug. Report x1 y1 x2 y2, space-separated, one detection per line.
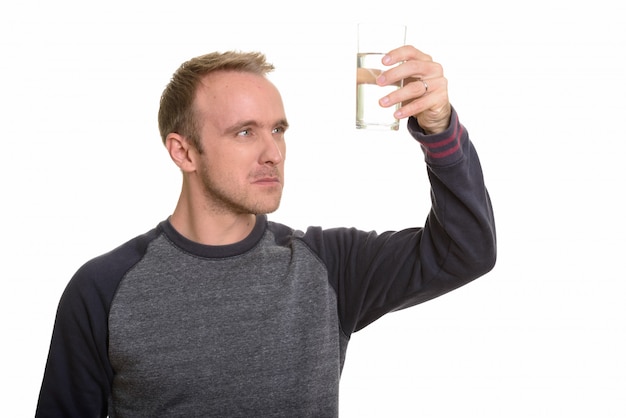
209 151 259 182
199 152 232 179
207 148 240 169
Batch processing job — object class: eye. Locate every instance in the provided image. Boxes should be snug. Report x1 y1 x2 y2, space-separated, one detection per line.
272 126 287 135
237 129 252 137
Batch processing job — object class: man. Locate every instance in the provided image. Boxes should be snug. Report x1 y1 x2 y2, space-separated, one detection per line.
36 46 496 417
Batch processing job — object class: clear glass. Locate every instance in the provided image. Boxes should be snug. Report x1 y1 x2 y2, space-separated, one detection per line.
356 23 407 131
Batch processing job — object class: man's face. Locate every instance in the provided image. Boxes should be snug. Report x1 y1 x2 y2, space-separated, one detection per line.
191 71 288 216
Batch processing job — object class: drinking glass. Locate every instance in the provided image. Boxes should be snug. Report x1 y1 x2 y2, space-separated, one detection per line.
356 23 407 130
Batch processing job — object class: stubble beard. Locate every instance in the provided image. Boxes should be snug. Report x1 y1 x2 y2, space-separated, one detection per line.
198 164 283 216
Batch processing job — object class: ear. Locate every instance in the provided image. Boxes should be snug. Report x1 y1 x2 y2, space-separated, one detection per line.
166 133 197 172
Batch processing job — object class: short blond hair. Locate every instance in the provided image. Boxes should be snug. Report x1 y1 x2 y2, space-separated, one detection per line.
158 51 275 152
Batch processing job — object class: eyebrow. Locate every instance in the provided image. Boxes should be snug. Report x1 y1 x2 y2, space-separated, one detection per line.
224 119 290 134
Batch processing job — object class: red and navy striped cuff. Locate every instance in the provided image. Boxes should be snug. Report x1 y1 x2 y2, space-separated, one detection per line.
407 107 466 166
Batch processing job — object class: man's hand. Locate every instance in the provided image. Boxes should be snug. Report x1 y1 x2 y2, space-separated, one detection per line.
375 45 452 135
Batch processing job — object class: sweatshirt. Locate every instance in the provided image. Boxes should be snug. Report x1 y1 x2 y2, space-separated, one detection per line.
36 110 496 417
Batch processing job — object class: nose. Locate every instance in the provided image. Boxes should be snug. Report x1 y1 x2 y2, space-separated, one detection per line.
260 133 284 166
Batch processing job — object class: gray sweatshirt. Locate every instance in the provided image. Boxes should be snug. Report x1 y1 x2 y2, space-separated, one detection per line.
36 111 496 417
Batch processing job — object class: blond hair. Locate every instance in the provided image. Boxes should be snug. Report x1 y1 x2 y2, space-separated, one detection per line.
158 51 275 152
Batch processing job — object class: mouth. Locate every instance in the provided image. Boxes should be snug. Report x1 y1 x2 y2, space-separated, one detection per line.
252 176 281 186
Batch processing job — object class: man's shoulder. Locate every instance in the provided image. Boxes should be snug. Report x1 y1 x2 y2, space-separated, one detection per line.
69 222 165 294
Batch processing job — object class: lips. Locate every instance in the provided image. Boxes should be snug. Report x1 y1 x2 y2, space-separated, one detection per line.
251 171 281 185
253 177 281 184
251 169 281 183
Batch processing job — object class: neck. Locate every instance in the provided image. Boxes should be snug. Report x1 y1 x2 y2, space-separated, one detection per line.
168 186 257 246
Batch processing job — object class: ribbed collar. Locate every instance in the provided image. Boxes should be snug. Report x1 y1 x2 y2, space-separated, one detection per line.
159 215 268 259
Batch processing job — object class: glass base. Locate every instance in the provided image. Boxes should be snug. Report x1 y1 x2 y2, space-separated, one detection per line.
356 121 400 131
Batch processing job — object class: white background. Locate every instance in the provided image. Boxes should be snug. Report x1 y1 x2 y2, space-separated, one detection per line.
2 0 625 416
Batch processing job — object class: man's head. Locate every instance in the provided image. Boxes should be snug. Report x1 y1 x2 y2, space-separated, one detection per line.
160 51 288 217
158 51 275 153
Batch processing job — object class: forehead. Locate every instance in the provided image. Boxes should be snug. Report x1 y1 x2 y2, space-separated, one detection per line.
194 71 285 129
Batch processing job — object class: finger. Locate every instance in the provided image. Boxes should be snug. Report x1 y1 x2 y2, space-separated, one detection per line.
379 76 446 111
356 67 381 85
383 45 432 66
404 77 431 104
377 59 444 89
395 84 447 120
397 89 451 133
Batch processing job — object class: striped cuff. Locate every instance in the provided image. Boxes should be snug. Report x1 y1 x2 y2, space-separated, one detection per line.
407 107 466 166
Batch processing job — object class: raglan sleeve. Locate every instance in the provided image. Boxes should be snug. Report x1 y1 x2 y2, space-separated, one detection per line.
35 260 116 418
317 107 497 336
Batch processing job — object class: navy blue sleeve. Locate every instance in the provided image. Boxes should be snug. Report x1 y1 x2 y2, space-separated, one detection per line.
35 228 160 417
305 108 497 335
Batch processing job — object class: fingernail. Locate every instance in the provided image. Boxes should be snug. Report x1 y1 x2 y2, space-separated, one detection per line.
380 96 390 106
394 110 402 118
376 75 386 85
382 55 392 65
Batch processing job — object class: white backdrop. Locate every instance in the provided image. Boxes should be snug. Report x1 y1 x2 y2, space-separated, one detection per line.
2 1 625 416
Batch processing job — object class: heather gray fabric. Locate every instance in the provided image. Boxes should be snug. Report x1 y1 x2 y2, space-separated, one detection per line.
36 109 497 417
108 229 343 417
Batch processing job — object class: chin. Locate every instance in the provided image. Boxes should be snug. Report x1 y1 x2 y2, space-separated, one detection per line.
254 206 280 215
252 200 282 215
